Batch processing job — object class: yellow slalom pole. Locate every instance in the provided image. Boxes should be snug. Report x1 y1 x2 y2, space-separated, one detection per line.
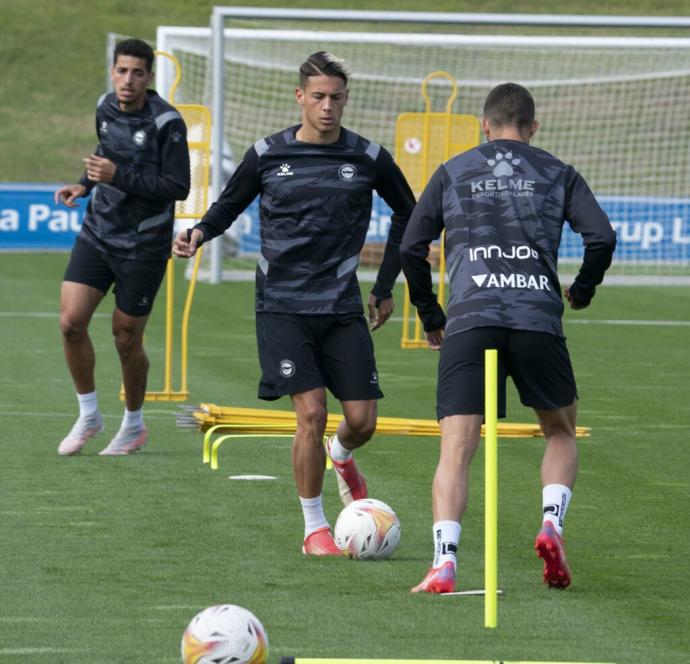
438 229 446 308
402 281 411 347
163 258 175 394
484 349 498 629
179 246 204 397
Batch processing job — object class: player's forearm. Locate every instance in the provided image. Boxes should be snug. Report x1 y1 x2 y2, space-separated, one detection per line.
372 211 408 298
78 172 96 194
193 200 238 244
194 150 261 244
570 236 617 306
78 145 102 193
400 242 446 332
111 168 190 201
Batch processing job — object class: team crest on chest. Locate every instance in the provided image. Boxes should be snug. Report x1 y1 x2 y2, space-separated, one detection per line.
338 163 357 181
132 130 147 146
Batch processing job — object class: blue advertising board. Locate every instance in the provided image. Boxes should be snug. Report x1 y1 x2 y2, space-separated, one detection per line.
0 184 87 250
560 196 690 263
235 193 690 264
2 184 689 263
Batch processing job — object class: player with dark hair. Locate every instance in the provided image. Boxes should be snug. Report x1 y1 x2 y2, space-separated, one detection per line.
401 82 616 592
173 51 416 556
56 38 190 456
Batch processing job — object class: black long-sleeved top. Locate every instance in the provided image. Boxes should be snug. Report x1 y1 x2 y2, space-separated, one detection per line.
400 139 617 338
195 125 416 314
78 90 190 260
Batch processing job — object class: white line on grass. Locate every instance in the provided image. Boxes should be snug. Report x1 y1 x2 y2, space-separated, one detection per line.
1 506 88 514
229 474 278 480
0 617 45 622
0 648 85 655
3 311 688 326
567 318 690 326
0 312 109 318
388 316 690 326
0 411 176 419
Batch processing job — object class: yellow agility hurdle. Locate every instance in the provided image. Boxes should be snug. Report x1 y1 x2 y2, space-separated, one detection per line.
202 423 333 472
180 404 591 440
209 433 295 471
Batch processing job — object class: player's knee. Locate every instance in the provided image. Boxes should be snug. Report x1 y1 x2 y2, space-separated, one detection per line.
112 325 143 360
541 414 577 441
345 412 377 443
59 313 87 341
296 402 328 437
544 423 577 442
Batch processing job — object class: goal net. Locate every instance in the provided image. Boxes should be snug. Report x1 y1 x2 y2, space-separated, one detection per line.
153 16 690 282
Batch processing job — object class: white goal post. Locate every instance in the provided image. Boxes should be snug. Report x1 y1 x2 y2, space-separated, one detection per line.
154 9 690 284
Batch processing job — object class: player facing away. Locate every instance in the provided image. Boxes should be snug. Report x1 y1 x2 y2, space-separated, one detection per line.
400 83 616 592
173 52 416 555
56 39 190 456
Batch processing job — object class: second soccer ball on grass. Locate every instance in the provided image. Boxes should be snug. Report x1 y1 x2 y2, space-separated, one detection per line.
181 604 268 664
334 498 401 560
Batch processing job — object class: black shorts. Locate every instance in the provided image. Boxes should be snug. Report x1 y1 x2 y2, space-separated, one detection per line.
255 312 383 401
436 327 577 420
64 237 167 317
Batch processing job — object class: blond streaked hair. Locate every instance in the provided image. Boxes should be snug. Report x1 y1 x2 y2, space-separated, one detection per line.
299 51 350 88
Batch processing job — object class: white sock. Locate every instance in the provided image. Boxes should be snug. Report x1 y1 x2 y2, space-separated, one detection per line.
542 484 572 536
328 434 352 462
121 408 144 431
77 391 98 418
300 495 329 538
432 520 461 569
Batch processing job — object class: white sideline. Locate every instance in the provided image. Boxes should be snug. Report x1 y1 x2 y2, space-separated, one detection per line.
567 319 690 326
0 411 176 419
0 312 109 318
388 317 689 327
0 648 84 655
1 312 687 327
194 269 690 287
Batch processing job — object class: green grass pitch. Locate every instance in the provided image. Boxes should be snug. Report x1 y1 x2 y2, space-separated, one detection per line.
1 253 689 663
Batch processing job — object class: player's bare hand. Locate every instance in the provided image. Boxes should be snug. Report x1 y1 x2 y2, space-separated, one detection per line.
54 184 87 208
425 328 444 351
563 286 586 310
368 293 394 331
173 228 203 258
82 154 117 183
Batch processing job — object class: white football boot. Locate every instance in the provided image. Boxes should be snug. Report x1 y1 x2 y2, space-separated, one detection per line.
58 413 105 456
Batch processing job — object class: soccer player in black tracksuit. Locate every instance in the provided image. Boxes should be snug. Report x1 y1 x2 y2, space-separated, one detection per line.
173 52 416 556
56 39 190 457
401 83 617 593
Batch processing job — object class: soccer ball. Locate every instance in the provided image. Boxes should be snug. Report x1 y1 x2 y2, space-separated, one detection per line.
181 604 268 664
334 498 401 560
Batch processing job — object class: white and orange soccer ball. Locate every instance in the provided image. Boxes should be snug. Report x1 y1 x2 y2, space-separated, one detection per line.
181 604 268 664
334 498 401 560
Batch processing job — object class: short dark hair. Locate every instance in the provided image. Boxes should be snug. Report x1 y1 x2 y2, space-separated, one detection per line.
483 83 535 130
299 51 350 88
113 38 155 72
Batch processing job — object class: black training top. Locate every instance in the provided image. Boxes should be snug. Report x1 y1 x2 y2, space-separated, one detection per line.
78 90 190 261
195 125 416 314
400 139 617 338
